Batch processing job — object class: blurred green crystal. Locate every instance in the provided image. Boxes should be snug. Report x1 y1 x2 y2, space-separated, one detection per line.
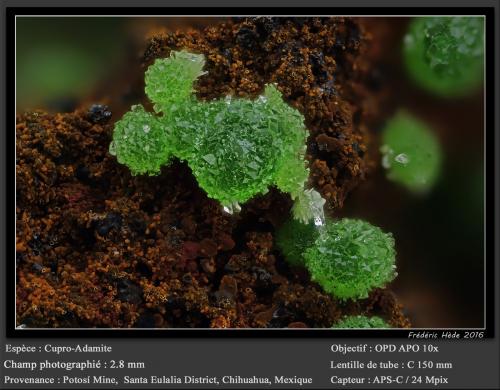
404 17 484 97
110 50 325 223
332 315 390 329
304 219 397 300
275 219 319 267
380 110 442 194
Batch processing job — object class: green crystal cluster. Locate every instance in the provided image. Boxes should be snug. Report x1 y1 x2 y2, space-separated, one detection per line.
110 50 324 223
380 110 442 194
275 219 318 267
304 219 396 300
404 17 484 96
276 218 397 300
332 315 390 329
109 105 169 175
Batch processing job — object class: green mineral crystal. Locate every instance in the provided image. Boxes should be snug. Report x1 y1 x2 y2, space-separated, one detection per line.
380 110 442 194
404 17 484 96
110 50 325 223
304 219 397 300
333 315 390 328
275 218 319 267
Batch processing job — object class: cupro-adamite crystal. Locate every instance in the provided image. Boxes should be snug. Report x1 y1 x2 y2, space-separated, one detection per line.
332 315 390 328
277 217 397 300
304 219 397 300
380 110 442 194
110 50 325 224
404 17 484 96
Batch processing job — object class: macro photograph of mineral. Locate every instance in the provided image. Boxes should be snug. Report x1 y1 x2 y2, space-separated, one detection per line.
15 16 485 329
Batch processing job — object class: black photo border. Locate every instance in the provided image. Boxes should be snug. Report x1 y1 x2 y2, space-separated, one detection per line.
5 6 497 339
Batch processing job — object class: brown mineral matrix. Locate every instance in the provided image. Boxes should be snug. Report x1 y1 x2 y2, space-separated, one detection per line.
16 17 409 329
143 17 386 210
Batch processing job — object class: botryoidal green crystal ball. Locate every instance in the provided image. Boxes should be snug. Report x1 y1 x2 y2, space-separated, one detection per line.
275 219 319 267
304 219 397 300
332 315 390 329
404 17 484 97
187 85 308 206
109 105 170 176
110 50 325 224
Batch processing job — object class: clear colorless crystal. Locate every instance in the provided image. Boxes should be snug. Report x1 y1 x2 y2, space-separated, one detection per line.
222 202 241 215
394 153 410 165
292 188 326 225
314 215 325 226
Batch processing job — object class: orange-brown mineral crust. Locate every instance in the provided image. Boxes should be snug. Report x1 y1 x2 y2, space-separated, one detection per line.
16 17 409 329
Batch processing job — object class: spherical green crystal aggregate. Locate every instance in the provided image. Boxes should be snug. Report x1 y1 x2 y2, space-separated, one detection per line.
186 86 308 205
404 17 484 96
332 315 390 329
111 50 321 221
275 218 319 267
304 219 397 300
380 110 442 194
109 105 171 175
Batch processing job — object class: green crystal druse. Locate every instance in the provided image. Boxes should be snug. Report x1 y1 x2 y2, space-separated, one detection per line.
110 50 324 223
380 110 442 194
109 105 170 175
332 315 390 329
304 219 397 300
275 218 319 267
404 17 484 97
